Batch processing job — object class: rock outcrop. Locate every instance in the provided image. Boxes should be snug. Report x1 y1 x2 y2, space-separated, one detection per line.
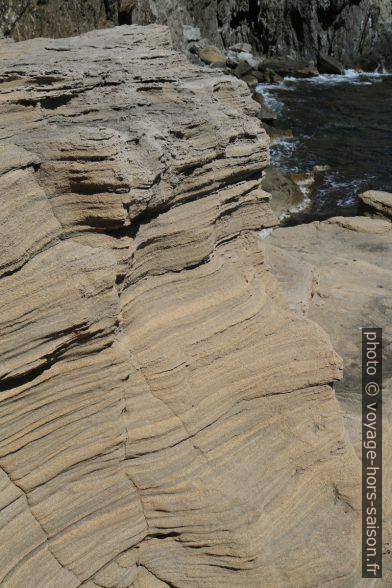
261 167 306 221
0 25 363 587
217 0 392 70
360 190 392 220
0 0 222 48
1 1 392 69
0 0 109 40
267 216 392 583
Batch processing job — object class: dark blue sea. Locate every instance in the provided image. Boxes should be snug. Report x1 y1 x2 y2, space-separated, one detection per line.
257 72 392 223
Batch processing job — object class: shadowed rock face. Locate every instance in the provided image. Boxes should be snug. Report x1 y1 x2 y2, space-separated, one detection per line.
0 0 109 40
218 0 392 69
1 0 391 69
0 25 362 587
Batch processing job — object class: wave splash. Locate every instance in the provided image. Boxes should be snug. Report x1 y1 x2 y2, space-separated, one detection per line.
255 73 392 223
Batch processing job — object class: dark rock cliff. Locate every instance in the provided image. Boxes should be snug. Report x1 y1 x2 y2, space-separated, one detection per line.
1 0 391 69
0 0 108 40
218 0 392 69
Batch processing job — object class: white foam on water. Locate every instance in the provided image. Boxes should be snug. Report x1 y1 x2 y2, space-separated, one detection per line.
255 83 284 114
255 71 391 122
283 70 391 87
256 70 392 218
270 137 301 170
316 172 377 208
280 176 313 221
344 69 363 79
270 136 298 149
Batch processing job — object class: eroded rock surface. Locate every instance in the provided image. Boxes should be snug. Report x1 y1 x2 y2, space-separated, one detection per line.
261 167 306 221
360 190 392 220
0 26 362 587
2 1 392 69
267 216 392 583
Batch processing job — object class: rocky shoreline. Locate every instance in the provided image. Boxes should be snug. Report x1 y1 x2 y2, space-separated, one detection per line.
0 24 375 586
177 27 392 582
2 1 389 229
189 38 392 226
0 10 391 588
186 37 383 224
2 0 392 70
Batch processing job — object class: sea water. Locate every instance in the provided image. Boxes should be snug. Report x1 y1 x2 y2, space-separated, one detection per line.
257 72 392 223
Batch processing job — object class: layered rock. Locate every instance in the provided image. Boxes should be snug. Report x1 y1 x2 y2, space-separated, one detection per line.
261 167 306 221
267 216 392 583
0 0 221 47
360 190 392 220
0 26 363 587
2 1 392 69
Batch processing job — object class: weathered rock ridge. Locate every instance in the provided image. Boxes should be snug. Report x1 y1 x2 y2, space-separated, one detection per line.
1 0 392 69
0 25 362 587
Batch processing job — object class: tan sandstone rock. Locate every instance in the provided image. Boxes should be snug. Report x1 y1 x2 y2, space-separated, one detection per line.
0 25 362 587
360 190 392 221
267 217 392 584
198 46 227 67
261 167 307 221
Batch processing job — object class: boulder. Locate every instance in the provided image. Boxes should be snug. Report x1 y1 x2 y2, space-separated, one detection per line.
261 167 306 219
252 69 267 82
318 54 345 75
251 68 283 83
261 122 294 140
253 92 289 127
198 45 227 66
359 190 392 221
233 60 253 78
265 68 284 83
237 51 261 69
252 90 265 106
225 50 240 68
259 57 319 78
187 50 205 66
269 69 284 83
241 73 258 89
256 104 278 123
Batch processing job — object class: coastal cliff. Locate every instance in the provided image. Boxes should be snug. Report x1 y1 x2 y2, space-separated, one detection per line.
1 0 391 69
0 26 363 587
217 0 392 69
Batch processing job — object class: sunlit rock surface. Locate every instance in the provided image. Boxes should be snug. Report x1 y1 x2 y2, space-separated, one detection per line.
0 26 362 587
268 216 392 584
